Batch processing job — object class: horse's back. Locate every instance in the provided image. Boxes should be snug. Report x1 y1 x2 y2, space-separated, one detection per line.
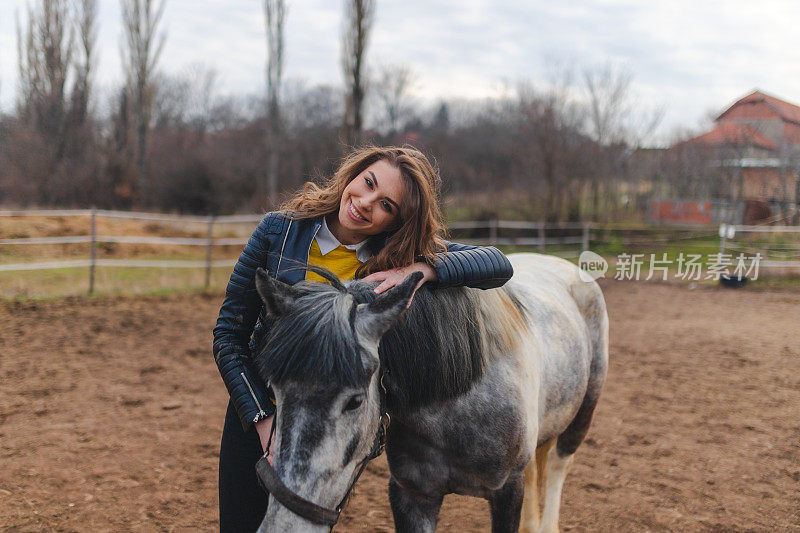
506 252 607 336
503 253 609 444
507 252 593 292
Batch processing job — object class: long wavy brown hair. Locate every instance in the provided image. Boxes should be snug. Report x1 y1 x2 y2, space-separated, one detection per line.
279 146 447 277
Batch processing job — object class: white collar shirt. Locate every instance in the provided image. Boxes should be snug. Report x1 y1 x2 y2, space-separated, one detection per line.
313 216 372 263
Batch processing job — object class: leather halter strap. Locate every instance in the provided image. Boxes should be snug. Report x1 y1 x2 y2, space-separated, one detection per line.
256 371 389 529
255 456 341 526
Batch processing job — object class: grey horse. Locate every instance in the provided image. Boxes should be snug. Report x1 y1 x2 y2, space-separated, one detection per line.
252 253 609 533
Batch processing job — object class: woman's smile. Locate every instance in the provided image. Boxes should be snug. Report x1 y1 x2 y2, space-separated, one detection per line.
347 199 368 222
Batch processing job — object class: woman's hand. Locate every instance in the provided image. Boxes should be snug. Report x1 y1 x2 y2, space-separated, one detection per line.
362 262 437 306
254 416 275 465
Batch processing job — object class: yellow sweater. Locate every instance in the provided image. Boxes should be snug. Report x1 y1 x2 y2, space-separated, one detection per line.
306 239 362 283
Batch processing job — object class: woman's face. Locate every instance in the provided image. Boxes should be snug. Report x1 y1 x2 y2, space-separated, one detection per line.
335 159 405 242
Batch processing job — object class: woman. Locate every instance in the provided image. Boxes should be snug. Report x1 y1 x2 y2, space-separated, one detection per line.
212 146 513 532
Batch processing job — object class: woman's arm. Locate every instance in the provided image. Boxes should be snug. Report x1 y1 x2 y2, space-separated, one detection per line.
431 240 514 289
363 241 513 295
212 213 283 431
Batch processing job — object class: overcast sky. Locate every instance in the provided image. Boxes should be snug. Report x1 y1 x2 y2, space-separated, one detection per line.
2 0 800 143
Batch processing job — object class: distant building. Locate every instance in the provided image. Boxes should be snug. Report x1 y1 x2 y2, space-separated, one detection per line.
672 90 800 223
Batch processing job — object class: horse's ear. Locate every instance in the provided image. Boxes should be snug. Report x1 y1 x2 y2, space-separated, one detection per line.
255 267 299 317
355 271 423 345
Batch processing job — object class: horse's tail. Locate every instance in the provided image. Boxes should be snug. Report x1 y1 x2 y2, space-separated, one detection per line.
521 438 555 531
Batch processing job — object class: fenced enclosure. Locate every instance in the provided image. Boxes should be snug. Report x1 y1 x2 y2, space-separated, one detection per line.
1 209 798 299
0 209 259 288
4 265 799 531
719 223 800 270
3 211 799 532
447 220 591 254
0 210 261 298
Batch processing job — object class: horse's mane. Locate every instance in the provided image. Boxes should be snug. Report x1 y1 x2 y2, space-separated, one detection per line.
255 265 486 412
348 281 485 412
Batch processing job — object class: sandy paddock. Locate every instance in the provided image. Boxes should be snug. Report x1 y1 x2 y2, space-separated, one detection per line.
1 280 798 531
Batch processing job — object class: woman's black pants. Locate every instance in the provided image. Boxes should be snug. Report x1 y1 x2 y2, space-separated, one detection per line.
219 400 268 532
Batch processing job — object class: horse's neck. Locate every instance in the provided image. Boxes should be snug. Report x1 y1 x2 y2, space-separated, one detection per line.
380 288 495 413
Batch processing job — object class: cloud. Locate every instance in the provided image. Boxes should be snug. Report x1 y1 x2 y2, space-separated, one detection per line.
3 0 800 143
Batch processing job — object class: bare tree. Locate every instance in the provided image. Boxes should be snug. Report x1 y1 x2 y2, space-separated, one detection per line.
659 126 714 200
16 0 74 165
12 0 104 205
373 62 415 135
121 0 166 206
70 0 97 129
517 75 588 222
714 126 774 222
264 0 286 206
186 64 217 136
152 64 217 134
584 64 631 146
583 63 631 218
341 0 375 147
152 72 190 129
583 62 663 220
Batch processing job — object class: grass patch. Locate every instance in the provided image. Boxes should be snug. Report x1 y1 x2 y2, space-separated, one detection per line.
0 264 238 300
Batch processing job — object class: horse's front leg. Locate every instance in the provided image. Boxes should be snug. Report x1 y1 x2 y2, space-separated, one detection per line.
489 471 525 533
388 476 444 533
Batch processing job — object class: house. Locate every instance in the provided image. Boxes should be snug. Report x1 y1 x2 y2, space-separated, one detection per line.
685 90 800 205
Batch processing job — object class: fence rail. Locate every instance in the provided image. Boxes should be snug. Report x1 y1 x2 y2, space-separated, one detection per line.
0 208 262 224
0 209 256 292
0 236 248 246
0 258 237 272
448 220 591 252
2 209 798 294
716 223 800 272
730 225 800 233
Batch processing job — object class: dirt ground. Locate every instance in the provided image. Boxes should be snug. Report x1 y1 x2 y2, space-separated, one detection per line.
1 280 799 532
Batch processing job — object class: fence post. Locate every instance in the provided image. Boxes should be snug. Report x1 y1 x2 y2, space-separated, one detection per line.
538 222 546 252
489 219 498 246
89 207 97 295
718 223 728 256
205 216 215 289
582 223 590 252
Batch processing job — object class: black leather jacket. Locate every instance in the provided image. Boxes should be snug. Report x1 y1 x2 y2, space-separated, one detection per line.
212 212 514 430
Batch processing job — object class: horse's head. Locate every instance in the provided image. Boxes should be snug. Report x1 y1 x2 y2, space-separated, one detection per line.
253 267 421 532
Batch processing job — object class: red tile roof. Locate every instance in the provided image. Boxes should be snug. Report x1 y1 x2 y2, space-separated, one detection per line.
687 122 777 150
718 90 800 125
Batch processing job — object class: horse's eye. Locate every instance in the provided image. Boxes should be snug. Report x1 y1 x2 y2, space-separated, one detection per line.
343 394 364 412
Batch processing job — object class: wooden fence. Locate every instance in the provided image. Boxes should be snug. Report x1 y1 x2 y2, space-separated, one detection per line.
717 223 800 270
0 209 260 293
2 209 798 295
447 220 591 251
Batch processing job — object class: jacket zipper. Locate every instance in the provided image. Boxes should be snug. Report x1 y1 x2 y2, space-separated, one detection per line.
240 371 267 422
302 219 322 280
275 219 292 279
246 217 294 424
